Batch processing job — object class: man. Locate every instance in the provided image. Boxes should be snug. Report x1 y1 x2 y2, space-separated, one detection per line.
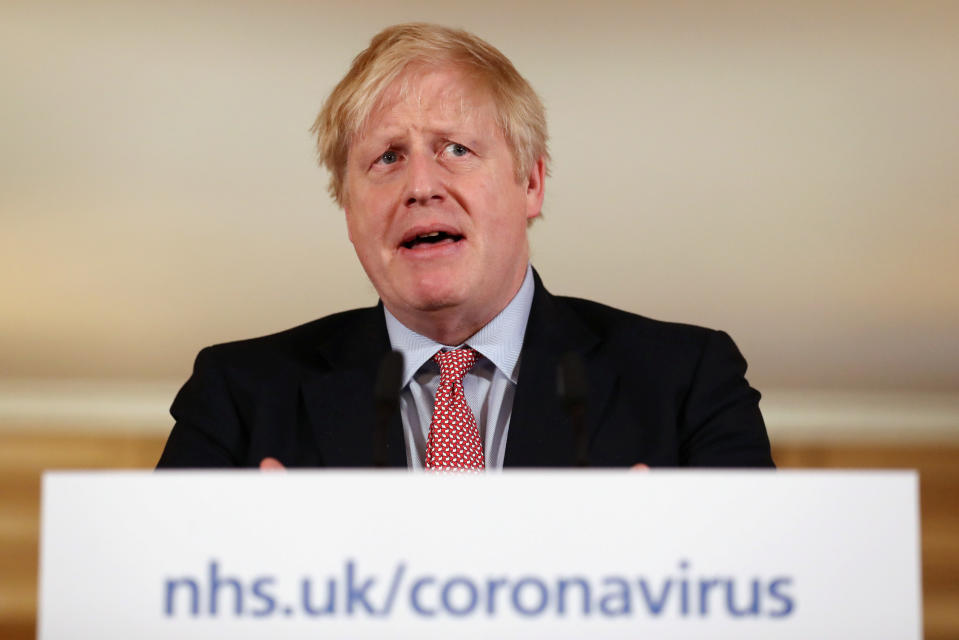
157 23 773 470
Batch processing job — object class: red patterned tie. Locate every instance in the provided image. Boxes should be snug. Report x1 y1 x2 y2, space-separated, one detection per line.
425 348 485 471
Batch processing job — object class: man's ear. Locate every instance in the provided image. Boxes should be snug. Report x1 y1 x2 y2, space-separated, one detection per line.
342 190 357 244
524 156 546 222
344 207 354 244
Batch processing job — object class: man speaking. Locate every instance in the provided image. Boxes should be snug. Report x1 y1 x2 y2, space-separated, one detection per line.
157 23 773 470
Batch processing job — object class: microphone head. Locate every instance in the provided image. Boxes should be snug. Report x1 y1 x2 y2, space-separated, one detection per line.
557 351 588 406
374 350 404 405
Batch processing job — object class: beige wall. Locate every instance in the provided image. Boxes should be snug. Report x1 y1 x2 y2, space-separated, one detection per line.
2 0 958 396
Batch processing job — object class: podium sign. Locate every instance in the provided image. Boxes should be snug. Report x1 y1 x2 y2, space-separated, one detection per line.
39 471 921 639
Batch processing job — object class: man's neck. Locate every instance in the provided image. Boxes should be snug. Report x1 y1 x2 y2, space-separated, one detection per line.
389 306 499 347
385 265 533 347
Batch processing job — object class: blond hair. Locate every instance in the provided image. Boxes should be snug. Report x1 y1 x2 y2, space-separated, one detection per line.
311 23 549 206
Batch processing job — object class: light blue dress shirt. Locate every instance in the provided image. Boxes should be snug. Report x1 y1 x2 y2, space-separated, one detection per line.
383 265 535 470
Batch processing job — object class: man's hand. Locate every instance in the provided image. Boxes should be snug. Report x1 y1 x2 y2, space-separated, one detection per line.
631 463 650 471
259 457 286 471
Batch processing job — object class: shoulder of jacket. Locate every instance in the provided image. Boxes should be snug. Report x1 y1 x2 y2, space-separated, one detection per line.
555 294 716 345
195 305 379 365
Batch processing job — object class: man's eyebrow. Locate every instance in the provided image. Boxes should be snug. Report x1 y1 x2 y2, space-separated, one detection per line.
353 128 404 147
358 125 480 146
429 128 463 140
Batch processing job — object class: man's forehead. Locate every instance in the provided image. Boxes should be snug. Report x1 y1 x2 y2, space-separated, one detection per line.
360 66 496 135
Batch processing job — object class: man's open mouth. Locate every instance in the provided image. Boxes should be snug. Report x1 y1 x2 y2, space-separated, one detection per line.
401 230 464 250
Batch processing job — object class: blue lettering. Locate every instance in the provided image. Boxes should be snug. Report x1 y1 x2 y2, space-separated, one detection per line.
637 578 672 615
511 577 549 616
598 577 631 616
485 578 508 615
678 560 689 616
410 577 436 616
164 578 199 616
209 560 243 615
301 577 336 616
767 577 795 617
441 577 478 616
725 578 761 617
697 579 721 616
557 577 591 616
345 560 376 614
377 562 405 616
250 577 276 617
158 557 797 622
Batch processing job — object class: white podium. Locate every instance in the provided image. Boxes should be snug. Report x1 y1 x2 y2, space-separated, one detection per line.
39 470 921 638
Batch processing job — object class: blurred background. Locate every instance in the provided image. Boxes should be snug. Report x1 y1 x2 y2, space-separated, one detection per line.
2 1 957 637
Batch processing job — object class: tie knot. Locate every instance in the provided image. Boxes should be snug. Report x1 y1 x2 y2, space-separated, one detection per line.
433 347 478 382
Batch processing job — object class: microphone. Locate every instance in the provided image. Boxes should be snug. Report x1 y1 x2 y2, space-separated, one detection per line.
373 350 404 467
557 351 589 467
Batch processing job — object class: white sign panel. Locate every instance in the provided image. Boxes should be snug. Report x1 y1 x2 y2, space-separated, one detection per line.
39 471 921 639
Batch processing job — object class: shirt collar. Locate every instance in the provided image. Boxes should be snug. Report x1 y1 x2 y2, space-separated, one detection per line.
384 264 535 387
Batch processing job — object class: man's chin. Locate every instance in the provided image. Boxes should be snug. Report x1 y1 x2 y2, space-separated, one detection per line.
392 273 470 309
384 282 473 323
404 291 467 313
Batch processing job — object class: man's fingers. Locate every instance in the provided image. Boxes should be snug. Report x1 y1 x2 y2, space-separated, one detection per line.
259 457 286 471
631 463 650 471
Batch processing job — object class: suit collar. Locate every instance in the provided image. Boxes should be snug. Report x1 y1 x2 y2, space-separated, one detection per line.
504 270 617 467
314 303 391 369
383 264 535 386
300 269 618 469
301 305 407 467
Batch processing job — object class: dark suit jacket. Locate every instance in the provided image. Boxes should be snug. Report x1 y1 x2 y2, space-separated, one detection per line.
157 273 773 468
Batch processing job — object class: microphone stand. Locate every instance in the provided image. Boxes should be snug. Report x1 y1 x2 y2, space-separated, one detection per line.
373 350 404 467
557 351 589 467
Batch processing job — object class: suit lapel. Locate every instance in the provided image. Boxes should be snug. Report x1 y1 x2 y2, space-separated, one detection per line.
300 306 407 467
298 273 619 469
505 273 617 467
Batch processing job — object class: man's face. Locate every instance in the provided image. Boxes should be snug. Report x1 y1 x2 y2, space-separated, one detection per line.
343 66 544 339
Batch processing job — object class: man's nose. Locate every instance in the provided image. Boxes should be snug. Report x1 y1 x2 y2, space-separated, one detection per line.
404 151 443 207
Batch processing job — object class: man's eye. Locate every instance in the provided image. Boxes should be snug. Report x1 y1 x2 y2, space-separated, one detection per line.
379 150 398 165
446 143 469 157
